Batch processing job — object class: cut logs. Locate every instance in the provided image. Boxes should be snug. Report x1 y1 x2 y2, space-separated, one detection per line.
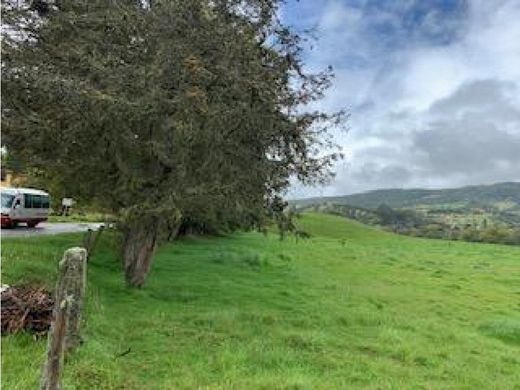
1 285 54 336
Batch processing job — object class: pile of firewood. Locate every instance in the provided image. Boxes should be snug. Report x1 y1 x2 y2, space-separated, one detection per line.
1 285 54 336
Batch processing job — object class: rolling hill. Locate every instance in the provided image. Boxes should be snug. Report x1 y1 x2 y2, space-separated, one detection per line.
293 182 520 232
292 182 520 210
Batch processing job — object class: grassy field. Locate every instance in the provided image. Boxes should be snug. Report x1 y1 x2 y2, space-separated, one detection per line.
1 213 519 389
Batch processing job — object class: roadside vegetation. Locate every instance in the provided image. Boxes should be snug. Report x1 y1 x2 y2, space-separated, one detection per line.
47 212 115 224
2 213 519 388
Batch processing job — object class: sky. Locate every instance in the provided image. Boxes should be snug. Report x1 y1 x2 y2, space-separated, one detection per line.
281 0 520 198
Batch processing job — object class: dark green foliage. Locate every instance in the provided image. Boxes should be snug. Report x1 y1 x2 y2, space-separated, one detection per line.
2 0 345 285
374 204 424 231
1 149 24 174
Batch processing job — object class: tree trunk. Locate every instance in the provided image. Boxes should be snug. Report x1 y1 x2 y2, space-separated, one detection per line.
166 220 182 241
122 217 160 287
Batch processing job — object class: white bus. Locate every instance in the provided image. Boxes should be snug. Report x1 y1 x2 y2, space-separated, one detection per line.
1 188 51 228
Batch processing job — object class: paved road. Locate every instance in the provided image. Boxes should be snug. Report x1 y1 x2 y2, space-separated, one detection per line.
1 222 105 238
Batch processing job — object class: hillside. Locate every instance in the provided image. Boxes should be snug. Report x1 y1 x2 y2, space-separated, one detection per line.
293 182 520 210
2 214 520 388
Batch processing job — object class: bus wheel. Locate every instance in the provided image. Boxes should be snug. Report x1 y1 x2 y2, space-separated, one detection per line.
27 221 38 228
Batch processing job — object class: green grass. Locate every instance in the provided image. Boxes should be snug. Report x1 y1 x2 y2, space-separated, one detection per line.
47 212 113 223
2 213 520 389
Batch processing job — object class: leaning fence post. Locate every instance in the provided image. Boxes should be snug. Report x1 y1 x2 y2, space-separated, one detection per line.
64 248 88 352
82 229 93 253
40 247 87 390
87 225 105 261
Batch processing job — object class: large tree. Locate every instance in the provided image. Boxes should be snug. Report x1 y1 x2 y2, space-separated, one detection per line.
2 0 345 286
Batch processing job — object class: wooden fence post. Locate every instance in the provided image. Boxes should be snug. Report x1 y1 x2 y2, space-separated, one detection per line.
40 247 87 390
64 248 88 352
82 225 105 261
82 229 93 253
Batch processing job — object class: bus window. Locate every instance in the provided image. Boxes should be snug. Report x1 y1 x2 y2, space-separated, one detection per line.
42 196 50 209
1 194 14 208
33 195 42 208
24 194 33 208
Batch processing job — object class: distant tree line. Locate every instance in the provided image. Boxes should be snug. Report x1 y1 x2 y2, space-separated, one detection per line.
307 203 520 246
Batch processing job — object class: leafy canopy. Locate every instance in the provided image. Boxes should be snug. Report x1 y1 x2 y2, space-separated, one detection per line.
2 0 346 232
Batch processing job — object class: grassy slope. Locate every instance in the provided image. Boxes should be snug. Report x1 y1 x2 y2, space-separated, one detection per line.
1 213 519 389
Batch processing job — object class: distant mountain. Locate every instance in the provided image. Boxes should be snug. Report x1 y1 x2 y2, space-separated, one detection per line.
292 182 520 210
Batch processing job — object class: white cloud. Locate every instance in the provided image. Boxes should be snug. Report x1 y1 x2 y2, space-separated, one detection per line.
287 0 520 198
